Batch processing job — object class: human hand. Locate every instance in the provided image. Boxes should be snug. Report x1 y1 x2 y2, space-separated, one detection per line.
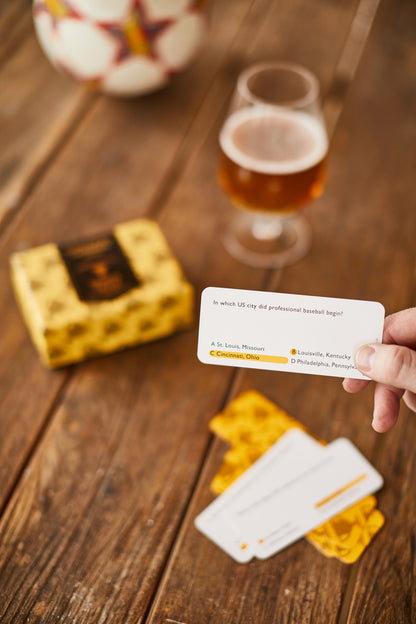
342 307 416 432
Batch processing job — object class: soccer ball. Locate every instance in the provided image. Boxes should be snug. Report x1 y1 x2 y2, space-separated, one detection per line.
33 0 209 97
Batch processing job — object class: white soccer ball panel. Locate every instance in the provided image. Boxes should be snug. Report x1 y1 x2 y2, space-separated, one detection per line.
34 12 58 67
141 0 192 21
68 0 135 23
155 13 206 71
103 56 168 96
56 19 119 79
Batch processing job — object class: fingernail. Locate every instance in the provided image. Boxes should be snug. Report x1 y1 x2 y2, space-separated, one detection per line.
372 418 381 432
355 346 375 372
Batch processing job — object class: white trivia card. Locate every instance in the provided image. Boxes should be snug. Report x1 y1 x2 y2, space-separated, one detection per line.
197 287 385 380
194 429 325 562
228 437 383 560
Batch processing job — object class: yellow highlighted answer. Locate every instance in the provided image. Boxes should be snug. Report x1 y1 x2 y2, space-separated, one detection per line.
209 350 288 364
315 474 367 509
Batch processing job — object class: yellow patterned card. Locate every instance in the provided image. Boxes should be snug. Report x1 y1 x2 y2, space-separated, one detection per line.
306 495 384 563
209 390 384 563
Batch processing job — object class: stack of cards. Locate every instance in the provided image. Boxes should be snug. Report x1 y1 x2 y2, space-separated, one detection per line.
206 390 385 563
195 429 383 563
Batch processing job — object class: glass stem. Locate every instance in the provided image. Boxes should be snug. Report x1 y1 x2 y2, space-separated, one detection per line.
251 216 284 241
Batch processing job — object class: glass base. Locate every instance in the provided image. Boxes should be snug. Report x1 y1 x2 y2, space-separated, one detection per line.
222 211 312 268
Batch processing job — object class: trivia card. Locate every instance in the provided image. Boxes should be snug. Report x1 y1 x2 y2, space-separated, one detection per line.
228 438 383 560
195 429 325 562
197 287 384 380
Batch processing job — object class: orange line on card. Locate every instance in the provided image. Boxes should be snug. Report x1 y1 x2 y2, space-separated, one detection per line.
315 473 367 508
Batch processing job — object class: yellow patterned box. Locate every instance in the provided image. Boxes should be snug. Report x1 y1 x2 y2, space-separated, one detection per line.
10 218 194 367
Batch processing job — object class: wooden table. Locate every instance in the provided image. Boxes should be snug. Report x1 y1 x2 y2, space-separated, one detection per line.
1 1 415 622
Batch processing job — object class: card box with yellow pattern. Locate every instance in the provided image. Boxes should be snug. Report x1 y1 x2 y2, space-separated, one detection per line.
10 219 194 367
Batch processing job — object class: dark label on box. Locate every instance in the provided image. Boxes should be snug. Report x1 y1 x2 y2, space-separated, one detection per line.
59 234 140 301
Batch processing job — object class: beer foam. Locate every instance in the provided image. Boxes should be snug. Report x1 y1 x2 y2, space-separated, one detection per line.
220 107 328 175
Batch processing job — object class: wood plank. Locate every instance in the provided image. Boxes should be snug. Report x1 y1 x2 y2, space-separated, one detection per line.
0 30 94 225
324 0 381 137
0 33 95 510
0 0 365 621
0 2 272 622
0 0 33 67
0 344 233 623
338 0 416 620
145 0 393 621
145 0 416 621
0 0 256 512
0 11 84 508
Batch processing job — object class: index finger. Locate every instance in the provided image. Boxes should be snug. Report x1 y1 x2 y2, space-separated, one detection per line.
383 307 416 348
342 377 370 393
343 307 416 393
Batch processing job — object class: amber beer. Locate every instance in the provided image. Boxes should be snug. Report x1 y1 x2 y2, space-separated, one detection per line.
218 107 328 214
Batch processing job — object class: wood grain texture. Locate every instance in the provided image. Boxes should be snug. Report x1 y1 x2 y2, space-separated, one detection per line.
147 0 416 622
0 0 414 622
339 0 416 619
0 30 94 224
0 342 231 623
0 1 268 622
0 0 256 514
0 0 32 67
0 3 256 520
146 0 395 621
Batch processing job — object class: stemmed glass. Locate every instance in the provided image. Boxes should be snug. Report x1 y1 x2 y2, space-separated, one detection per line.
217 61 328 268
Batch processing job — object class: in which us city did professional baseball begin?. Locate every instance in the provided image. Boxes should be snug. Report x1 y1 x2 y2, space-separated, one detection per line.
197 287 385 380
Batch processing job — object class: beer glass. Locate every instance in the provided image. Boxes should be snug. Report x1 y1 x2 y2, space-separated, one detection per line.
217 61 328 268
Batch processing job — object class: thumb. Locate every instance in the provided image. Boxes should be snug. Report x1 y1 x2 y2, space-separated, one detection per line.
354 343 416 393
